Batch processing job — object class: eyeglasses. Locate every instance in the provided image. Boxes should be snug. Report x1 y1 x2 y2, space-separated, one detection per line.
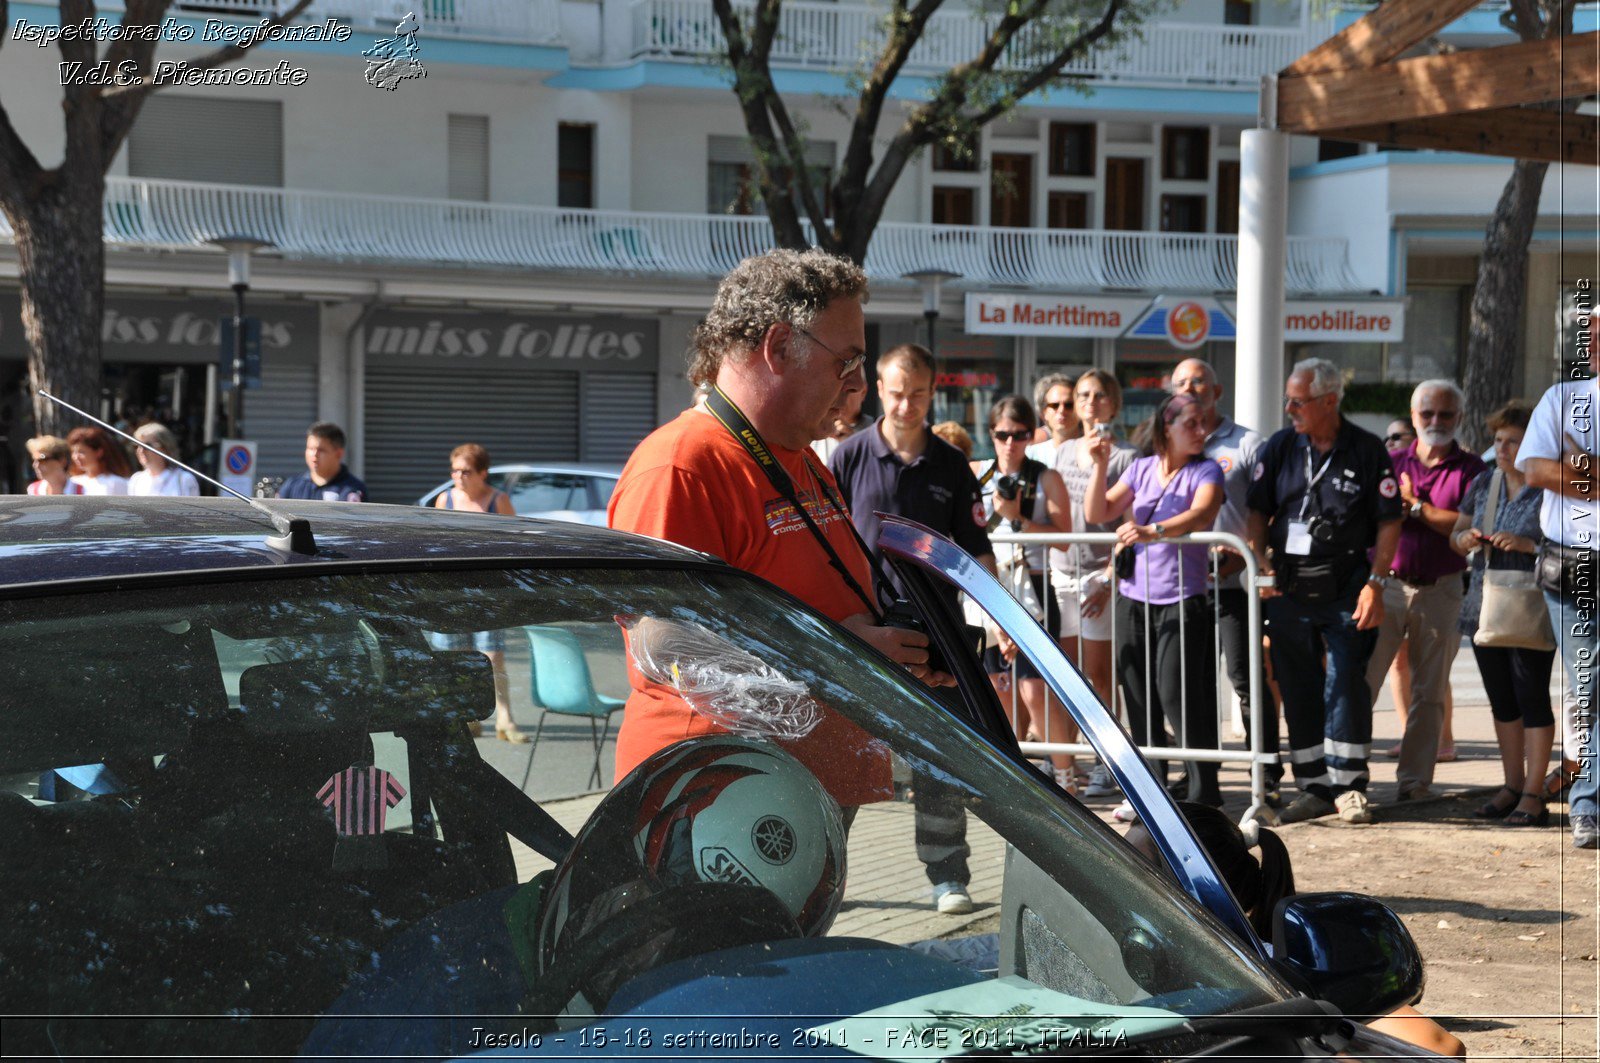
1416 409 1458 421
992 429 1032 443
1384 433 1411 444
793 327 866 380
1043 401 1070 411
1284 394 1328 409
450 467 477 476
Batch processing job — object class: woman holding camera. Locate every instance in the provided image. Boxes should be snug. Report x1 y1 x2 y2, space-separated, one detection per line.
1085 392 1225 808
973 396 1077 789
1049 370 1137 721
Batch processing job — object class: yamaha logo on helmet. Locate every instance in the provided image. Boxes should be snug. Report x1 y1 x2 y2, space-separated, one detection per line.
752 815 796 864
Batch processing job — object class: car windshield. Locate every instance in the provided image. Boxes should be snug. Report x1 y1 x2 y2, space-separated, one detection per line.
0 564 1280 1058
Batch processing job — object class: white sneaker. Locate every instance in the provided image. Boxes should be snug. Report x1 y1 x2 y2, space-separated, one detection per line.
933 882 974 914
1111 801 1138 823
1335 790 1374 824
1084 764 1118 797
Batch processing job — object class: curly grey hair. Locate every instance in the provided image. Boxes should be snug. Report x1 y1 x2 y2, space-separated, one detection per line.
689 248 868 388
1289 357 1345 400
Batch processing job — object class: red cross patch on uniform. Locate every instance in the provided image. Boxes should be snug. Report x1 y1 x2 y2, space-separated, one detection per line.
972 501 986 526
1379 476 1398 498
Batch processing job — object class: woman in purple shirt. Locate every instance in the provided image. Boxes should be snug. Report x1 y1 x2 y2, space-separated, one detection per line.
1085 393 1225 807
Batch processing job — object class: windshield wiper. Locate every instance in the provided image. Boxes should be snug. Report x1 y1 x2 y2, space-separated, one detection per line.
952 996 1348 1058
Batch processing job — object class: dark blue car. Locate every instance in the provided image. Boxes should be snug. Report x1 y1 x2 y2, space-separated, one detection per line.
0 498 1433 1059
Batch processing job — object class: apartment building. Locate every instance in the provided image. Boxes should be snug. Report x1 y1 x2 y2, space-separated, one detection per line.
1 0 1594 499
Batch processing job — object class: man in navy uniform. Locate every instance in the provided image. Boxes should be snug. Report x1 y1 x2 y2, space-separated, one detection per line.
279 422 368 502
1247 358 1401 825
830 343 993 915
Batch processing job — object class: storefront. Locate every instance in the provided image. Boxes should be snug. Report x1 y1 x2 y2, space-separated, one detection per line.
358 308 660 503
1 291 320 491
965 290 1407 432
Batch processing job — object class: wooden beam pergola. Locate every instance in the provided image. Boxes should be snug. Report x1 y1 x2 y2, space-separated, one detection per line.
1273 0 1598 167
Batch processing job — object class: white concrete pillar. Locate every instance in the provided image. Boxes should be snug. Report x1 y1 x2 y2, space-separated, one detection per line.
1235 127 1290 438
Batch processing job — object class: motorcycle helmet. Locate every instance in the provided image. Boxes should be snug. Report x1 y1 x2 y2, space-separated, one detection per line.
530 737 846 1018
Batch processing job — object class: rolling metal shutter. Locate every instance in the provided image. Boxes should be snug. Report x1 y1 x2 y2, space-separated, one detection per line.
579 372 656 462
363 364 581 504
248 359 318 484
127 96 284 187
448 115 490 201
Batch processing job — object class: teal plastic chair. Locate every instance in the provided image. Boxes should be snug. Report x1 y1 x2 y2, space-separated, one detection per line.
518 626 625 791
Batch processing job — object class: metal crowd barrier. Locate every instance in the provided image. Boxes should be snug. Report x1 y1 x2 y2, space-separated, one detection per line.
983 529 1275 825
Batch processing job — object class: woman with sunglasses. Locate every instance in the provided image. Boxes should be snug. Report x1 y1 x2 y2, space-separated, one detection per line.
973 396 1077 790
1048 369 1136 721
429 443 524 741
25 436 85 496
1085 392 1225 809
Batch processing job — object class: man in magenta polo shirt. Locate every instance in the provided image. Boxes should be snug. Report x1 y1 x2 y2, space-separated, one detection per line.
1363 379 1486 802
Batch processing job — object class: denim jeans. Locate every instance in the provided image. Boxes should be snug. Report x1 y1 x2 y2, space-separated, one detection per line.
1266 569 1379 800
1545 589 1599 819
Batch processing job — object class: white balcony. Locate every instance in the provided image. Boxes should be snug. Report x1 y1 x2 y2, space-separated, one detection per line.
630 0 1316 88
0 177 1362 295
86 0 565 46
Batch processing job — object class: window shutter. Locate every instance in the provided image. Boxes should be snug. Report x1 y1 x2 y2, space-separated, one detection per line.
448 115 490 201
128 96 283 187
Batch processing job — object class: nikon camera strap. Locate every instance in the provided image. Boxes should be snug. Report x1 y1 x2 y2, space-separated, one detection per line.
704 386 891 620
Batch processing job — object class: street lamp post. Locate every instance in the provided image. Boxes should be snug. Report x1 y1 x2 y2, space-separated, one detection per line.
902 269 960 359
207 234 273 439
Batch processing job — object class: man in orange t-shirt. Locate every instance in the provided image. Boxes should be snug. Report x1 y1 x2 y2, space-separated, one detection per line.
608 249 939 808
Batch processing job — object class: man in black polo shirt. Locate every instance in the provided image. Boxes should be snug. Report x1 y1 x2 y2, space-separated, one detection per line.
1246 358 1401 826
278 422 368 502
830 343 993 915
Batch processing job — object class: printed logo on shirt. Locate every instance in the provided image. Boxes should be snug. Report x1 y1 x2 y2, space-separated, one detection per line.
763 491 847 537
1216 456 1234 474
1379 475 1398 498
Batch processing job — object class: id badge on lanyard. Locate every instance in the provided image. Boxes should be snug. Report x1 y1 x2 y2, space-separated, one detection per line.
1287 448 1335 556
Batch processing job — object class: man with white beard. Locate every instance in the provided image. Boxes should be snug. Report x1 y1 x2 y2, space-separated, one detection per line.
1363 379 1486 803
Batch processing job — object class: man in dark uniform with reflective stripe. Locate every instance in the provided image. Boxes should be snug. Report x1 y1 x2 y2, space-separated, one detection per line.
1246 358 1401 825
830 343 994 915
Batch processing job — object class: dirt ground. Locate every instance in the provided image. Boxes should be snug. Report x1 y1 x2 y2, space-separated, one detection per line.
1282 791 1599 1062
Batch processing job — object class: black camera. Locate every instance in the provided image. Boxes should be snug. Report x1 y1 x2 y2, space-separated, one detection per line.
881 600 984 678
1306 515 1342 545
995 474 1022 502
1113 545 1136 581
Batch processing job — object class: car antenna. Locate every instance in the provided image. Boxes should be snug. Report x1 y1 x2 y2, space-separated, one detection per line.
36 389 317 556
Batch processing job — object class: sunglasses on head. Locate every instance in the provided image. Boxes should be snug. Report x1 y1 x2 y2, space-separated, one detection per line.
992 429 1032 443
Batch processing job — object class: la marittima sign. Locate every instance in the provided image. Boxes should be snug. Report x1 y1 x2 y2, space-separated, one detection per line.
966 293 1406 346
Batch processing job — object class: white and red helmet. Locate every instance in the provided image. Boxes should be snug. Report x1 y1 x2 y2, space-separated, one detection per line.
532 738 845 1015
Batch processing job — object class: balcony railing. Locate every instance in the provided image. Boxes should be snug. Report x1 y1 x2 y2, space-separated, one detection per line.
0 177 1362 295
631 0 1315 87
79 0 564 46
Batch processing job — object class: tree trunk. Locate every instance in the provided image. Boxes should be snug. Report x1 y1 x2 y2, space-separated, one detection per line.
16 170 106 437
1460 158 1547 450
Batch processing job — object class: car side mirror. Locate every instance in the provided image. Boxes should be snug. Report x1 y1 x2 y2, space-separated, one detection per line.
1270 892 1425 1018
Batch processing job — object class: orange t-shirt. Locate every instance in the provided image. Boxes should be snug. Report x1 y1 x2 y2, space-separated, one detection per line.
607 408 893 806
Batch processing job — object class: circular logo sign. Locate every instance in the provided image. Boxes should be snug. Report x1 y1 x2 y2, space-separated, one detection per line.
1166 301 1211 350
751 815 796 865
224 445 253 474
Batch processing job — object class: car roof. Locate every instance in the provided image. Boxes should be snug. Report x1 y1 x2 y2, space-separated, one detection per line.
0 497 709 589
483 463 622 477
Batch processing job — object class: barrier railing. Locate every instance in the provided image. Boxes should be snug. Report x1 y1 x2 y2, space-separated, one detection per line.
985 529 1275 825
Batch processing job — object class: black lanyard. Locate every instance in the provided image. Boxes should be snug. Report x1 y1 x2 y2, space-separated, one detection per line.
703 386 889 620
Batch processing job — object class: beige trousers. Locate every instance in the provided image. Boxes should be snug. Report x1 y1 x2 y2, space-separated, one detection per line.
1363 577 1465 793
